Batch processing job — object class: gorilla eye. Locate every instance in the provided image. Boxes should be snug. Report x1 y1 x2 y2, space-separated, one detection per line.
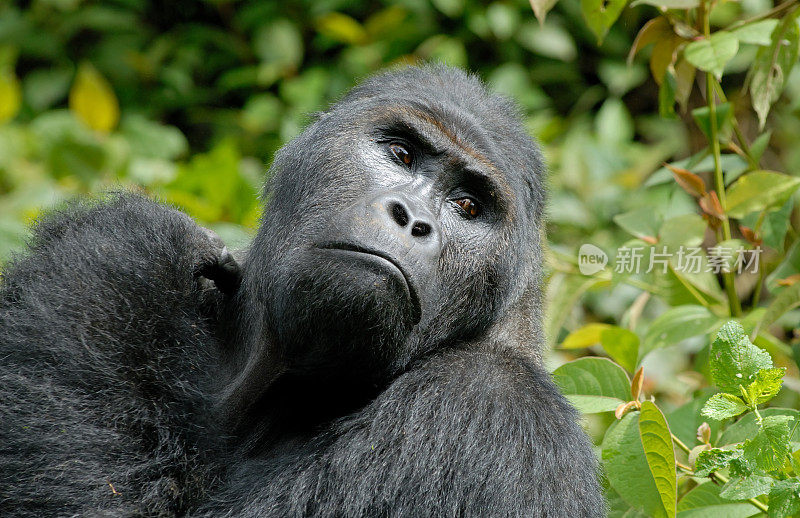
389 143 413 166
454 197 480 218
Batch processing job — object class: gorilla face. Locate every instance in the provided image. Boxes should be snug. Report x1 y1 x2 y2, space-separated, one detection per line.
245 67 546 382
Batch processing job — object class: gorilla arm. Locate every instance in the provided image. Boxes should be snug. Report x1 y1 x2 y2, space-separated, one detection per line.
0 194 236 514
206 347 605 518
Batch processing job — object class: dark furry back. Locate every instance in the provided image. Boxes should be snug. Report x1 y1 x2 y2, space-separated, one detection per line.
0 194 222 516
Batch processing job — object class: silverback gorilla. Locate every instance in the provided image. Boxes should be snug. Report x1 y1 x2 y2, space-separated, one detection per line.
0 66 604 517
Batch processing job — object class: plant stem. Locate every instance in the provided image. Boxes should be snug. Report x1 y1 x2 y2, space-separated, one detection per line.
754 406 763 426
703 5 742 317
671 433 692 454
726 0 799 30
711 81 758 168
752 267 765 307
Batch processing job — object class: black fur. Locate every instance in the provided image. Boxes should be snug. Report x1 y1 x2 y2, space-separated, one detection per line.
0 66 604 517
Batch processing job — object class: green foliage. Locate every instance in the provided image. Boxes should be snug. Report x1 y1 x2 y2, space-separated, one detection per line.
708 320 774 394
553 356 632 413
538 0 800 512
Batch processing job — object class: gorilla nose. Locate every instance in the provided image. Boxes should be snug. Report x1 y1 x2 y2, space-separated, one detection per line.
380 195 438 241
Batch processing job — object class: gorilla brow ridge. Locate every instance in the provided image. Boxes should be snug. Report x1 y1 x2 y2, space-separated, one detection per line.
377 104 516 207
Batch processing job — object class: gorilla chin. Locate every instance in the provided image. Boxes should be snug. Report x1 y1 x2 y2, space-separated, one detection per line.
317 242 422 322
270 245 421 374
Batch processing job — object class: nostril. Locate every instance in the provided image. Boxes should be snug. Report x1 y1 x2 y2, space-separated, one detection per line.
390 202 409 227
411 221 431 237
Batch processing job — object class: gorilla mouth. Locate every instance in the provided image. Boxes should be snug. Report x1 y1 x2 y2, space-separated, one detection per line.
318 242 422 324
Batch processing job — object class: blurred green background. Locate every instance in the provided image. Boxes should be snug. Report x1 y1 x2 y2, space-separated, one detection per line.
0 0 688 254
1 0 799 433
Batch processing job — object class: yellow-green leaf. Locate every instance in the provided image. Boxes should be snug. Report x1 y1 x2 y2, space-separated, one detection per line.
701 393 748 420
725 170 800 218
68 63 119 133
639 401 677 518
315 12 368 45
561 323 612 349
602 412 670 517
0 68 21 124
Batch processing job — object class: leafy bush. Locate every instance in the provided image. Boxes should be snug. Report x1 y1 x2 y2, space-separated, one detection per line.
541 0 800 515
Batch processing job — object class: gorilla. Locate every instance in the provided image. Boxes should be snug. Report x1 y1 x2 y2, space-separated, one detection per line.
0 66 604 517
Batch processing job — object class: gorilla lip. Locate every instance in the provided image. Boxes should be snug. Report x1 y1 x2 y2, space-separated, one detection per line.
317 242 422 323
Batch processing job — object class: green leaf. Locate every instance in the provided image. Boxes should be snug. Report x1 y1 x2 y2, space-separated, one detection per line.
768 478 800 518
743 367 785 406
0 67 21 123
677 481 760 517
602 412 670 518
749 131 772 165
120 115 188 161
691 103 732 143
253 19 304 73
757 199 792 250
486 3 520 40
749 13 800 129
694 447 743 477
658 70 677 119
601 327 640 373
719 408 800 447
545 273 608 348
607 487 651 517
432 0 464 18
694 448 742 477
639 401 677 518
68 62 119 133
725 171 800 219
22 67 71 112
767 241 800 291
514 23 577 62
581 0 628 45
684 31 739 80
415 35 468 68
596 98 634 146
614 207 661 241
701 393 748 420
315 12 368 45
630 0 698 9
720 474 774 499
742 415 793 472
758 283 800 334
709 321 773 394
553 357 631 414
643 305 719 355
561 323 612 348
731 19 780 46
